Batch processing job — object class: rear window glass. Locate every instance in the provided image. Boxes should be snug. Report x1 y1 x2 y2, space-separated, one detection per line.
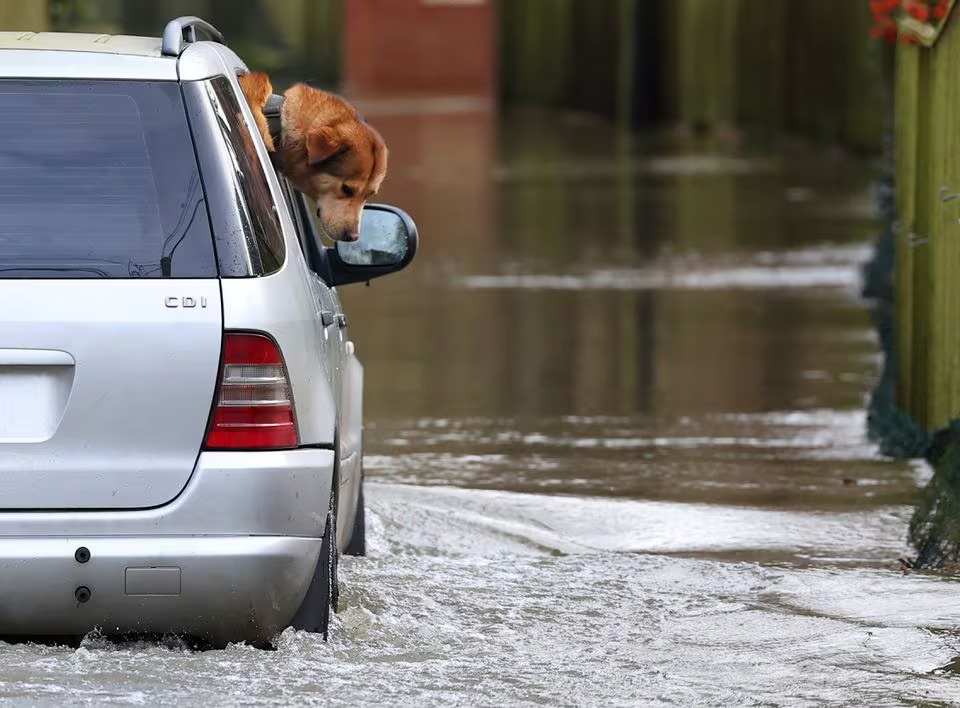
0 80 216 278
205 77 285 275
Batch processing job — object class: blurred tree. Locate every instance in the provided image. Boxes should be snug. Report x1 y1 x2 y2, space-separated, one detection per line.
499 0 889 149
55 0 343 91
0 0 48 31
120 0 164 35
49 0 97 30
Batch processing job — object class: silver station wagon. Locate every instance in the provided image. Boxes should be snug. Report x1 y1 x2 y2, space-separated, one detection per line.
0 16 417 647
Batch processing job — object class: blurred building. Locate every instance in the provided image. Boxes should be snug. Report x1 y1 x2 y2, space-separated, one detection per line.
343 0 495 102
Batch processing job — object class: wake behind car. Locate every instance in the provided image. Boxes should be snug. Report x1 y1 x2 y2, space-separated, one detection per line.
0 16 416 647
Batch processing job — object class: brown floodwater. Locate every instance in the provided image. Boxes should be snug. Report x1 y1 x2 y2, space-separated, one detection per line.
2 108 959 707
348 109 913 519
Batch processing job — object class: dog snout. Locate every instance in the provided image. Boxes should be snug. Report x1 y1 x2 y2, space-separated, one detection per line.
340 228 359 242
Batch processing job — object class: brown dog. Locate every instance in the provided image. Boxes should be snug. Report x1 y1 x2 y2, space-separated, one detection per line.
238 71 388 243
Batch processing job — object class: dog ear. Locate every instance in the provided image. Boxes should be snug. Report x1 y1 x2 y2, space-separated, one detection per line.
305 127 343 165
237 72 276 152
237 71 273 108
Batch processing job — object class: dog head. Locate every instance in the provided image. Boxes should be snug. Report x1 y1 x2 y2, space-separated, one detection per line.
279 83 388 242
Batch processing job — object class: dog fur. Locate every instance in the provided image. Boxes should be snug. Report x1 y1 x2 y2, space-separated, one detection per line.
237 71 388 243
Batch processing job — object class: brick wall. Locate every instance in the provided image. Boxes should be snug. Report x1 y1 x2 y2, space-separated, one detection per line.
343 0 495 99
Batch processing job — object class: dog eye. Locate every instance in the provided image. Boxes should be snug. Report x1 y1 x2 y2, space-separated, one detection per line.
341 185 356 197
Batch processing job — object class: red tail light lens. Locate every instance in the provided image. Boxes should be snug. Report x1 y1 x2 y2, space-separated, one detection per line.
204 333 299 449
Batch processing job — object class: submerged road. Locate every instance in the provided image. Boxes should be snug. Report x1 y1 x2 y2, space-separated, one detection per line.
1 115 957 707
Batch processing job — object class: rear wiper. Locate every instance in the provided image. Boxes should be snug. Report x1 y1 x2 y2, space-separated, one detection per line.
160 171 205 277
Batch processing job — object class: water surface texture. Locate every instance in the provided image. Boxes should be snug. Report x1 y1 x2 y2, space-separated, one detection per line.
3 112 957 706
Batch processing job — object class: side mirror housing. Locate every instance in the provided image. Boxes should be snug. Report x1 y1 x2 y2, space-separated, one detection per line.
326 204 418 287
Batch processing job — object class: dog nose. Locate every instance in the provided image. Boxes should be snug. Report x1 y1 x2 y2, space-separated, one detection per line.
342 229 359 242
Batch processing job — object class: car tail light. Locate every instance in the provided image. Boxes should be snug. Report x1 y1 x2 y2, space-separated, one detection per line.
204 332 299 449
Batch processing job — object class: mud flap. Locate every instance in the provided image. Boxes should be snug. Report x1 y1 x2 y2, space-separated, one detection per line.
289 510 335 640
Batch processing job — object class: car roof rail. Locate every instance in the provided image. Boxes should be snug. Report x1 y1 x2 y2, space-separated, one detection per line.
161 16 225 57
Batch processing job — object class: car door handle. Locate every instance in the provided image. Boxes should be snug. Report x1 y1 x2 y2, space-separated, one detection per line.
320 310 335 327
336 314 348 329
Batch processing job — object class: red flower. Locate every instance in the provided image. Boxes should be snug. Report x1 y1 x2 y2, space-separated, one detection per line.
869 0 899 17
907 1 931 21
867 0 949 43
869 23 900 41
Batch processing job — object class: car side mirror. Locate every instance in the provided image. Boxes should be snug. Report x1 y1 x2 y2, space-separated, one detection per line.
327 204 418 286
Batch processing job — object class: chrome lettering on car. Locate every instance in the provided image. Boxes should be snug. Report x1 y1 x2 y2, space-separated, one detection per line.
165 296 208 308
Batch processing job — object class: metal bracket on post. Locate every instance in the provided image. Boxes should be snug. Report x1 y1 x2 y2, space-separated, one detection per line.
936 186 960 226
939 186 960 203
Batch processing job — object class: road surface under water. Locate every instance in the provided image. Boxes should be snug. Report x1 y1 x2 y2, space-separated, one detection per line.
3 111 959 706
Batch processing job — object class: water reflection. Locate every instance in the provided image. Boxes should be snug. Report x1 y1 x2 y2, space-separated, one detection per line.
331 104 919 524
343 107 880 425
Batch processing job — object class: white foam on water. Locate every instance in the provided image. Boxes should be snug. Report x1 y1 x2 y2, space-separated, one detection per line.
458 243 873 292
0 485 954 707
364 482 911 561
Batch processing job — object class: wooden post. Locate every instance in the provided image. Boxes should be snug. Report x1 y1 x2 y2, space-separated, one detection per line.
616 0 635 129
671 0 741 131
894 44 920 417
0 0 50 31
735 0 785 135
889 9 960 431
923 18 960 429
910 47 932 429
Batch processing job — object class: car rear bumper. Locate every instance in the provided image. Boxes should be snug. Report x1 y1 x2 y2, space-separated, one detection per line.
0 535 321 646
0 448 335 645
0 448 335 537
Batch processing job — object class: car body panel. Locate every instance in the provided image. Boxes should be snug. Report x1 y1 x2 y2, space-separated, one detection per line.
337 349 365 547
0 448 334 645
0 449 334 538
0 49 176 80
219 275 339 448
0 32 165 57
0 536 321 646
0 279 223 509
178 41 240 81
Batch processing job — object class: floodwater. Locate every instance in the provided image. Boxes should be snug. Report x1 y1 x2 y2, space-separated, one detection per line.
4 109 960 706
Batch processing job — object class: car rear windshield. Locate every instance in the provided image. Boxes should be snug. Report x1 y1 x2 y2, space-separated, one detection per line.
0 79 216 278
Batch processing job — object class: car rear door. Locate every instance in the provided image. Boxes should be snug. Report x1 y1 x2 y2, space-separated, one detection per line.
293 191 362 536
279 178 344 420
279 182 361 533
0 78 222 509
